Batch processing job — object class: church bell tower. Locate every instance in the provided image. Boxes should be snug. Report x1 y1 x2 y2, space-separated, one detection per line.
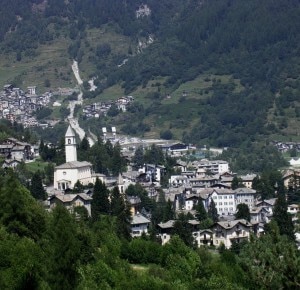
65 125 77 162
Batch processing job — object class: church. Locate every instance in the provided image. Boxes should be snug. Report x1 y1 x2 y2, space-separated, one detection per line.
53 125 94 190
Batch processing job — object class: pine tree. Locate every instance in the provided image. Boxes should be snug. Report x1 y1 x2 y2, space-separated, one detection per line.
0 173 46 240
172 213 194 247
47 205 80 290
208 199 218 222
195 198 207 221
235 203 250 221
273 193 294 240
132 146 144 168
231 176 244 189
110 187 131 240
111 142 125 175
30 171 47 200
91 178 110 221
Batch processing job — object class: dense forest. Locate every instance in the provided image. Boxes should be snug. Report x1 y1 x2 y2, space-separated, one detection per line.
1 0 300 170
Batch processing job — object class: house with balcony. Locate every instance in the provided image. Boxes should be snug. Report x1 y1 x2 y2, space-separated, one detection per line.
211 219 252 249
193 229 213 247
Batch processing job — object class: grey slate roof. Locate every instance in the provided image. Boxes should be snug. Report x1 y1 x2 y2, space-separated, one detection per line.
131 214 151 225
215 219 252 229
55 161 92 169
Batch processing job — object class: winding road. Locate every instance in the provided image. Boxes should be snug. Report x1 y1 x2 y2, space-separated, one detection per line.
68 60 96 146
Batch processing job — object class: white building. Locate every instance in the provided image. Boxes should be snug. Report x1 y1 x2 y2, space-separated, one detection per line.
210 189 236 215
211 219 252 249
131 213 151 237
234 188 257 210
53 125 93 190
193 160 229 175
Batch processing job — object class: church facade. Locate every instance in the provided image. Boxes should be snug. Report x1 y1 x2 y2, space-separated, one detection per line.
53 125 93 190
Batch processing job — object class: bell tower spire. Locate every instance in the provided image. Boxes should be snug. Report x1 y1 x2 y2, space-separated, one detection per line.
65 125 77 162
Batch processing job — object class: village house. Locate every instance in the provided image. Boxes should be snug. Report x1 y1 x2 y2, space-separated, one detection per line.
255 198 277 217
2 158 22 169
250 206 271 224
157 219 204 246
49 193 92 216
0 85 51 128
193 229 213 247
282 169 300 189
240 174 257 188
131 213 151 237
211 219 252 249
209 188 236 215
0 137 33 161
188 176 219 188
191 159 229 175
234 187 257 210
142 164 166 183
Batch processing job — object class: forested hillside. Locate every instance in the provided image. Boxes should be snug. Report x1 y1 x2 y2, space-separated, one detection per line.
1 0 300 152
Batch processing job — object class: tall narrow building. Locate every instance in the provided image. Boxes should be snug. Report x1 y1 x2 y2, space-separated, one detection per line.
65 125 77 162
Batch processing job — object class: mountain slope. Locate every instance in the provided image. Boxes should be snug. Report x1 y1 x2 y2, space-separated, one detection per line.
0 0 300 149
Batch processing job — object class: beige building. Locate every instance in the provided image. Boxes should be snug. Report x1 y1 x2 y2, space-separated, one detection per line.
212 219 252 249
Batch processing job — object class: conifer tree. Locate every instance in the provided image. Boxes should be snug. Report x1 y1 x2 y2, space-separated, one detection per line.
110 187 131 240
195 198 207 221
132 146 144 168
235 203 250 221
0 173 46 240
30 171 47 200
208 199 218 223
273 193 294 240
91 178 110 221
47 205 80 290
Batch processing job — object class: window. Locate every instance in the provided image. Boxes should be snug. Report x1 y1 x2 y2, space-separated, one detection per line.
218 196 222 199
63 171 66 175
224 202 228 205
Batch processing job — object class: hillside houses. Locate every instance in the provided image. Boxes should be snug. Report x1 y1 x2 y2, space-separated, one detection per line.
82 96 134 119
0 137 33 162
0 84 52 128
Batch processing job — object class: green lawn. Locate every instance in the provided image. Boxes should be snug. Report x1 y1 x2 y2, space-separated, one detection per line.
26 160 49 173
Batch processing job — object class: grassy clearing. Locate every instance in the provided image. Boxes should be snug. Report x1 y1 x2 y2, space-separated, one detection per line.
26 160 49 173
131 264 149 272
164 74 244 104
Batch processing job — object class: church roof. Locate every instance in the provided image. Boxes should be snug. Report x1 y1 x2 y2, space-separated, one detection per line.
50 193 92 203
55 161 92 169
65 125 75 137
